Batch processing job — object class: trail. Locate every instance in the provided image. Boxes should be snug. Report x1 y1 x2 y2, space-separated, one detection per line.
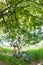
0 60 5 65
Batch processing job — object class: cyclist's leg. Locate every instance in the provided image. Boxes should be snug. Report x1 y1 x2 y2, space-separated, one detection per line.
17 43 21 55
13 43 16 55
18 46 21 54
14 47 16 55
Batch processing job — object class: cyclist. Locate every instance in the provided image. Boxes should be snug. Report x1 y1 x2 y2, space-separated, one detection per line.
12 36 21 56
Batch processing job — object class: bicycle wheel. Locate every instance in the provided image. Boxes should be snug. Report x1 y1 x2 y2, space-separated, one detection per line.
21 52 29 62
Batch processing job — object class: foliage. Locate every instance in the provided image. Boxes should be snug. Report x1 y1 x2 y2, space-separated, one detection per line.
0 0 43 44
27 47 43 61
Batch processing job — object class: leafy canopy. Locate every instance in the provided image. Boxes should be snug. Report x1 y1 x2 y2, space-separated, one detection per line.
0 0 43 44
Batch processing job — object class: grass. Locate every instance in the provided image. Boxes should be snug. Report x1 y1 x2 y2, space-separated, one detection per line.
26 47 43 61
0 46 29 65
0 46 13 55
0 46 43 65
0 54 29 65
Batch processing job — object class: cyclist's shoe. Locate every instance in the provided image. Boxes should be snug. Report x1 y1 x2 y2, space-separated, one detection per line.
13 53 20 59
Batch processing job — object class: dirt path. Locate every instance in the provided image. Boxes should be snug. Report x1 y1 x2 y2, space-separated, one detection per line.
30 60 43 65
0 60 5 65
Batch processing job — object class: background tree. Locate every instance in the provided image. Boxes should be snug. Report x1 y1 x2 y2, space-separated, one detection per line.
0 0 43 44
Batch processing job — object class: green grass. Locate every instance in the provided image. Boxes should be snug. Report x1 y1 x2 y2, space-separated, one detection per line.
0 46 13 55
26 47 43 61
0 54 29 65
0 46 43 65
0 46 29 65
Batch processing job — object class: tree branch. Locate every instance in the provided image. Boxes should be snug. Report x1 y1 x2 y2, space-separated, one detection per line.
3 17 14 40
0 6 10 14
0 0 42 18
15 0 23 6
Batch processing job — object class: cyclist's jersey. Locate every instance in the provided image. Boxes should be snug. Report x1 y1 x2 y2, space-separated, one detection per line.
12 39 21 47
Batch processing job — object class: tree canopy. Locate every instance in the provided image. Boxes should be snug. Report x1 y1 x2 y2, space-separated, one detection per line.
0 0 43 44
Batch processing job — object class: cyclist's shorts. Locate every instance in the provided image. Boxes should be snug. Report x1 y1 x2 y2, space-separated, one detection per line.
13 43 21 48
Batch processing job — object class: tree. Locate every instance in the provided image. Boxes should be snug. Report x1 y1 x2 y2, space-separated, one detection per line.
0 0 43 44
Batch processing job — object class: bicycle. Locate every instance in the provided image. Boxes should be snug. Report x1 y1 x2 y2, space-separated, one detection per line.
13 46 32 62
